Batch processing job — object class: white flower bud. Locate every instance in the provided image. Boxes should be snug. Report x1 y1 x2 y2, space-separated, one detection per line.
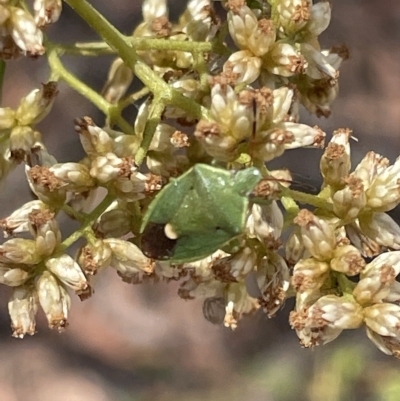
210 84 253 142
9 126 42 162
102 58 134 104
105 238 155 281
16 82 58 125
75 117 114 157
353 251 400 305
359 212 400 250
270 86 293 124
332 175 366 221
247 201 283 248
50 162 95 192
294 209 336 261
9 6 44 56
34 0 62 27
223 50 261 84
90 152 124 183
290 295 363 347
149 123 175 152
366 327 400 358
320 128 352 188
366 156 400 212
364 303 400 337
96 207 132 238
353 151 388 190
330 244 365 276
281 122 325 149
253 127 294 162
285 227 307 266
275 0 311 36
142 0 167 23
212 247 256 282
265 43 306 77
292 257 330 293
36 271 70 331
8 286 38 338
0 263 31 286
77 240 112 276
345 220 381 258
25 164 67 208
228 4 275 56
45 254 90 298
0 238 40 264
0 200 46 237
28 208 61 256
0 107 16 129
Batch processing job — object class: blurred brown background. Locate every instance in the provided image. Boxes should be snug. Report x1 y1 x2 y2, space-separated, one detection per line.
1 1 400 400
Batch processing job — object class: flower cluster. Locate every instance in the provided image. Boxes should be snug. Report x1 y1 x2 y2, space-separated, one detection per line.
0 0 398 360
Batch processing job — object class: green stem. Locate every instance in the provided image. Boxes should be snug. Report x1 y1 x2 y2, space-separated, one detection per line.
134 99 165 166
63 0 207 120
46 46 135 135
118 86 150 110
61 203 87 222
0 60 6 105
60 192 114 250
281 186 333 211
334 272 356 295
54 37 215 57
281 195 300 230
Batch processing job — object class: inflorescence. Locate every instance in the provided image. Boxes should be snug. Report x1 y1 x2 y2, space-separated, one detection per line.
0 0 400 359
